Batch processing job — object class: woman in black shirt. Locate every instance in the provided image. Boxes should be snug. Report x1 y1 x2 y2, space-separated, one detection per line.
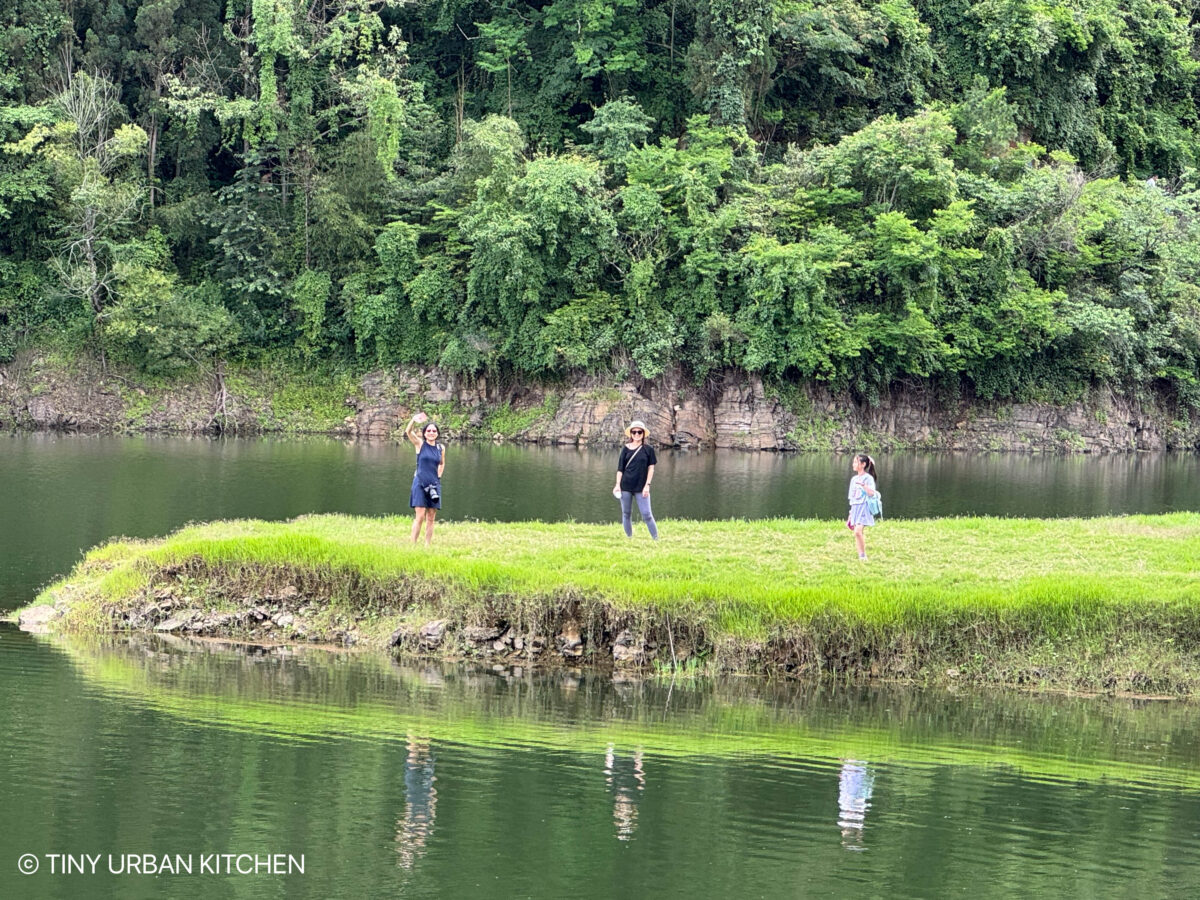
612 420 659 540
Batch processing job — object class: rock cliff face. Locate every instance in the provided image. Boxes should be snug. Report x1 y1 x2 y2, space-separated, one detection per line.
341 366 1197 453
2 352 1196 452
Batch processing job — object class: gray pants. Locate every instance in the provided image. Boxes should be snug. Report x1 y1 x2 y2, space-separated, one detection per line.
620 492 658 539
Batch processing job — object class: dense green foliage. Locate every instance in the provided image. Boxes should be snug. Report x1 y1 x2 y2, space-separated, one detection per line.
2 0 1200 404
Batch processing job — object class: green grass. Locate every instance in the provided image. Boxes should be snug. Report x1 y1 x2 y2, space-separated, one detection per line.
225 360 363 432
484 393 561 436
580 386 622 404
29 513 1200 692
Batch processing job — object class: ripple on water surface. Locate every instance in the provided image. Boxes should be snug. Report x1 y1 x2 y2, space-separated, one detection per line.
3 629 1200 899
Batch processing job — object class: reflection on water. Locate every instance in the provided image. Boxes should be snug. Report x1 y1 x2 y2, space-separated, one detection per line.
838 760 875 850
605 746 645 841
2 629 1200 897
397 736 437 870
30 630 1200 783
5 432 1200 610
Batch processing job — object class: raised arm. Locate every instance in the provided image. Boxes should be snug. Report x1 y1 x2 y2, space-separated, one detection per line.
404 414 424 449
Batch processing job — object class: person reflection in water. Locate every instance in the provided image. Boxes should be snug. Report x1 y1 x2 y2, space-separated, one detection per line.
605 745 645 841
837 760 875 850
396 736 438 869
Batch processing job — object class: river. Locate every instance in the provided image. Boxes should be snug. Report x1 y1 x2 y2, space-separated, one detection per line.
2 433 1199 897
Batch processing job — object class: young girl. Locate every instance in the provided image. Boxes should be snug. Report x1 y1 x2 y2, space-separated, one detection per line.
847 453 878 561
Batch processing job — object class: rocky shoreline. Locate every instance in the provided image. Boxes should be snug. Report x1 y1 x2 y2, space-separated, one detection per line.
16 566 1193 692
349 367 1198 452
18 581 690 672
2 350 1197 452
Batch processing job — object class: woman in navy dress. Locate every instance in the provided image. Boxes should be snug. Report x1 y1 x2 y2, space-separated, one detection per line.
405 412 445 546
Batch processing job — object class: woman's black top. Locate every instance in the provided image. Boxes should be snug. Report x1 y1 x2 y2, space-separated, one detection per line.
617 444 657 492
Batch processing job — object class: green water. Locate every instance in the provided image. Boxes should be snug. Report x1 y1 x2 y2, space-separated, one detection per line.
2 629 1200 899
4 433 1200 898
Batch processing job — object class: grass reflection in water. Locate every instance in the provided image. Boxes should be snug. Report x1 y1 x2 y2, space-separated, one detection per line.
51 632 1200 792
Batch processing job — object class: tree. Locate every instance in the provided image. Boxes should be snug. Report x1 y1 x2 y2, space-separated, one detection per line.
476 9 532 118
8 72 148 327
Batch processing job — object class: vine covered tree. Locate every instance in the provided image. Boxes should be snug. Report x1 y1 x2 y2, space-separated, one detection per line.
0 0 1198 410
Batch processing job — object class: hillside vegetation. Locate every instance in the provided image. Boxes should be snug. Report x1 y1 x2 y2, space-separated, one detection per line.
2 0 1200 409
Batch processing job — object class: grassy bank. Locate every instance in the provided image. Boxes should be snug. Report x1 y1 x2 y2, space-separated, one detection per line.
30 513 1200 693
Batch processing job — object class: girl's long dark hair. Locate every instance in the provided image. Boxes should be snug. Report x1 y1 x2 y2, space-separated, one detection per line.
856 453 877 480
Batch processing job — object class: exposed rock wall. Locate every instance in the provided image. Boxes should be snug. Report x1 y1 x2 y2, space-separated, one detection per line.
2 351 1197 452
342 366 1199 453
0 352 273 433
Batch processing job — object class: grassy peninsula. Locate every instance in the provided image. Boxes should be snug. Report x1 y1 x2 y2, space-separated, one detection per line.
30 513 1200 695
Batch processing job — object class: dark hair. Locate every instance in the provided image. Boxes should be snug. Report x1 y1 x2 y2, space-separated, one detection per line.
423 422 441 438
855 453 877 480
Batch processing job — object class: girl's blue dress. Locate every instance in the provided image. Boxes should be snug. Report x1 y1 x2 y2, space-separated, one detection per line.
847 473 876 527
410 441 442 509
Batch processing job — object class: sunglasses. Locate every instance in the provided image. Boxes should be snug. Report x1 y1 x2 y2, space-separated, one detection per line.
630 429 644 434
